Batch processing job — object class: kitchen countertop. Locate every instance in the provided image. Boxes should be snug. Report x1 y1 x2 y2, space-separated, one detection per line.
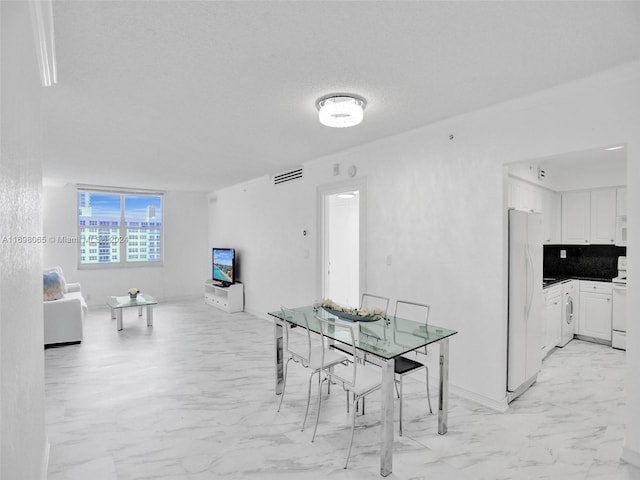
543 275 613 289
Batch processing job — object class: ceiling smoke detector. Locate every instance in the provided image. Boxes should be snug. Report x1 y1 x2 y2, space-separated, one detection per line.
316 94 367 128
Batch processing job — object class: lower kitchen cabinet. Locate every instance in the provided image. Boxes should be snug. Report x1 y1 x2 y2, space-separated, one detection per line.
542 285 562 358
577 281 612 343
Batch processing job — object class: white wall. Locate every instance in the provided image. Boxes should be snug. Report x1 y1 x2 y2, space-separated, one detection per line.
0 2 48 478
209 59 640 455
43 185 209 305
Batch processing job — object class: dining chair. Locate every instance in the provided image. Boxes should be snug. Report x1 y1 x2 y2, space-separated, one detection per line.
311 314 383 469
277 306 349 432
355 293 389 413
393 299 433 436
360 293 390 316
327 293 387 361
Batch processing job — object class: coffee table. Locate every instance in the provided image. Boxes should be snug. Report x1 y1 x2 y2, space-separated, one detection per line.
107 294 157 331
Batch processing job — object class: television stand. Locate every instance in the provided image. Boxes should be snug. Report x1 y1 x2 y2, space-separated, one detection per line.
204 280 243 313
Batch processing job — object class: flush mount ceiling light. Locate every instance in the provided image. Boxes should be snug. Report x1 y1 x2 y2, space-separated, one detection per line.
606 145 624 151
316 94 367 128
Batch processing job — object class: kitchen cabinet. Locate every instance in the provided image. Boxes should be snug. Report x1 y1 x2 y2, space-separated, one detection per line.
507 177 560 244
577 281 612 343
561 191 590 244
617 187 627 216
541 190 561 244
590 189 616 244
542 284 562 358
508 177 541 212
561 188 617 245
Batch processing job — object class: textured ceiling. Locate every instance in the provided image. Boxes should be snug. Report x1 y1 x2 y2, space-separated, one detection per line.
41 1 640 192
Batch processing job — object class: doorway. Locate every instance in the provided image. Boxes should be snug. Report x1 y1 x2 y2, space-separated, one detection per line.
318 180 366 307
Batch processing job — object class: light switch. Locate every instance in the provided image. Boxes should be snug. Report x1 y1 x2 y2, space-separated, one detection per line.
560 250 566 259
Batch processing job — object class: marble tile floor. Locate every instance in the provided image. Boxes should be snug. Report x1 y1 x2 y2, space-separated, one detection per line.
45 298 640 480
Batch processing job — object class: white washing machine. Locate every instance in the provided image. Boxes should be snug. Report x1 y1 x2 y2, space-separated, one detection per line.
558 280 576 347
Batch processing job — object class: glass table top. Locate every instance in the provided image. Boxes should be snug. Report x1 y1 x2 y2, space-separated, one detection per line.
107 294 157 309
268 305 457 360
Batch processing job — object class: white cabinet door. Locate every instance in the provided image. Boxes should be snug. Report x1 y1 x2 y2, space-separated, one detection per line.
578 291 612 341
541 190 561 244
542 288 562 358
617 187 627 216
549 298 562 348
508 177 542 212
562 191 590 244
590 189 616 244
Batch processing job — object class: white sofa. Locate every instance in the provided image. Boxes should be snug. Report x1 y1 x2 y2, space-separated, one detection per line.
43 277 88 346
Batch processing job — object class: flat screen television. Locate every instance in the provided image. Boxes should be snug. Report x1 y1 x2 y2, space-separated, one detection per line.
212 248 235 286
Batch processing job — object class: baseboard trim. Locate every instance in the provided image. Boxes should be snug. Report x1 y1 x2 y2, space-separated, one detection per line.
622 446 640 468
41 437 50 480
574 334 612 347
445 382 510 413
248 307 272 321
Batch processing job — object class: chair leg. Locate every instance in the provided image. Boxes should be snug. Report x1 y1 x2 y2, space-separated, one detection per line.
344 396 358 469
399 376 404 437
311 377 327 442
425 367 433 414
301 371 318 431
394 378 400 398
277 357 292 413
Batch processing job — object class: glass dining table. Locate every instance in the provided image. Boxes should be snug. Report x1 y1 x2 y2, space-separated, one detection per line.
268 305 457 477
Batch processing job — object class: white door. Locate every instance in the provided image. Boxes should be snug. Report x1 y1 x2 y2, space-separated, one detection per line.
319 181 365 308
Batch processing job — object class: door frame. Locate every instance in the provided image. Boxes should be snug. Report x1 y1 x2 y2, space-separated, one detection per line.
316 178 367 303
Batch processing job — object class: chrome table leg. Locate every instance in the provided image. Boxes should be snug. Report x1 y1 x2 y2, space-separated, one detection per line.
438 338 449 435
274 320 284 395
380 357 394 476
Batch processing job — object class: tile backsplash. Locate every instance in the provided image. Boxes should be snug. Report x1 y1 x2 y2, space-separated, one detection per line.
543 245 626 279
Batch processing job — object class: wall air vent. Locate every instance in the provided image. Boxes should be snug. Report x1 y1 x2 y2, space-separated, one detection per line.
273 167 303 185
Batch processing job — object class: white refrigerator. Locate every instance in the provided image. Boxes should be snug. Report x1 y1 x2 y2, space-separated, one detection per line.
507 209 543 401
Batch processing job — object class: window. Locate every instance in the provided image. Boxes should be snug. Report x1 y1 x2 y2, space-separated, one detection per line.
78 189 163 267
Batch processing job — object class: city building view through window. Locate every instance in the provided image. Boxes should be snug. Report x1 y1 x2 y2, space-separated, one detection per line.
78 190 162 265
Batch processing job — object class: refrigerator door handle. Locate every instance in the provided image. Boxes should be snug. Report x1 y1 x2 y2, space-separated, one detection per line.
525 244 534 321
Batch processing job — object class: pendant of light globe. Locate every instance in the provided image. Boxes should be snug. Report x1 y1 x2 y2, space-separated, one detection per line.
316 94 367 128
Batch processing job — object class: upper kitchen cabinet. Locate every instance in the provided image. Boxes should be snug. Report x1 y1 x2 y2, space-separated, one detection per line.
541 190 561 244
562 191 590 244
507 176 560 244
617 187 627 216
590 188 617 244
561 188 617 245
507 176 542 212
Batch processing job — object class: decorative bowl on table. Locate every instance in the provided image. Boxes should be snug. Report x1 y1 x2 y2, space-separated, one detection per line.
128 288 139 300
322 307 380 322
313 299 386 323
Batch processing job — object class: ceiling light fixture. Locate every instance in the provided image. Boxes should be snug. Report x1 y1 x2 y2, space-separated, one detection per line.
316 94 367 128
606 145 624 151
